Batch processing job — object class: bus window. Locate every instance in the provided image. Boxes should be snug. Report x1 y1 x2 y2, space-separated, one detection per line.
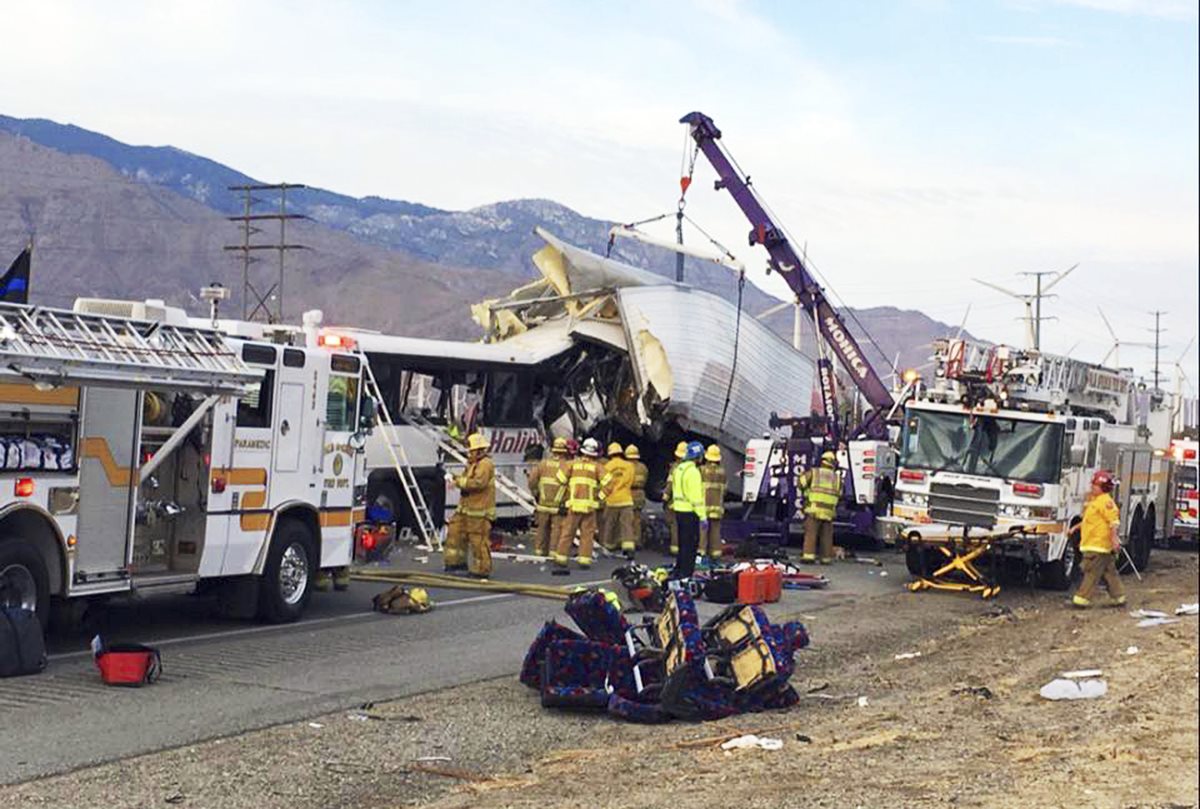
326 375 360 432
484 371 532 427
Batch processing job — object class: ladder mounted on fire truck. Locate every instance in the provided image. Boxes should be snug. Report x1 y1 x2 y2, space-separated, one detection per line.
0 301 259 394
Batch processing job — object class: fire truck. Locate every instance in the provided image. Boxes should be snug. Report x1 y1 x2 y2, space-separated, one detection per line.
0 298 373 628
1170 438 1198 541
886 338 1176 597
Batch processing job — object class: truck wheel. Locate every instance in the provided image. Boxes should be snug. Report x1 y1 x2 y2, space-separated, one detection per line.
258 520 315 624
0 541 50 629
1117 508 1144 575
905 545 938 576
1036 535 1080 591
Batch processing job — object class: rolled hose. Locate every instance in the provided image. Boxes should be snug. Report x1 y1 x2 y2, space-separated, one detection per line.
351 568 574 601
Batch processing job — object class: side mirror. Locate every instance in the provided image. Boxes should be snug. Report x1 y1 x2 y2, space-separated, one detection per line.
1069 446 1085 466
359 395 378 433
349 431 367 452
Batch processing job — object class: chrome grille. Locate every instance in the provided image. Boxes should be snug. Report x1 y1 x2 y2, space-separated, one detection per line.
929 481 999 528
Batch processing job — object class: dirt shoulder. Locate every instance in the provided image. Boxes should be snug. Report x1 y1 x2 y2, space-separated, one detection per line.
5 553 1197 809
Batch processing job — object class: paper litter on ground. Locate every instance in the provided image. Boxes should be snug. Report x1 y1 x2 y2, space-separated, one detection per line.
1137 617 1181 628
1039 678 1108 701
720 734 783 751
1175 602 1198 616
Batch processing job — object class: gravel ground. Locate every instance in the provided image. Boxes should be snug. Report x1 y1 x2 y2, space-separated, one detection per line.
4 552 1197 809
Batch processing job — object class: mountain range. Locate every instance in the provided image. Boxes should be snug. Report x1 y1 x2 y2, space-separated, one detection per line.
0 113 976 371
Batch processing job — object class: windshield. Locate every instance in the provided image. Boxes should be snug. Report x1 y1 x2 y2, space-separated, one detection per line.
1178 465 1198 488
901 409 1064 484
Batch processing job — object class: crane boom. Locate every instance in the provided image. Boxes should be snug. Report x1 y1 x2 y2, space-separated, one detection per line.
681 111 894 437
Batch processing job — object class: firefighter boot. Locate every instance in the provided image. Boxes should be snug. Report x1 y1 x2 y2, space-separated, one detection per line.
333 566 352 591
313 570 333 592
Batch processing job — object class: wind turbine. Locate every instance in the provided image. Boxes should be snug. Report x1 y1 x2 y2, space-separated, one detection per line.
756 295 803 352
1172 336 1196 433
973 263 1078 350
1097 307 1152 369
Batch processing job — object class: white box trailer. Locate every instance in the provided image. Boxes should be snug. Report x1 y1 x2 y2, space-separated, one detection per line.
0 301 371 627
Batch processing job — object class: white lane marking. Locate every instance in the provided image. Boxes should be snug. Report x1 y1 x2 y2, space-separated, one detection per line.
46 579 608 663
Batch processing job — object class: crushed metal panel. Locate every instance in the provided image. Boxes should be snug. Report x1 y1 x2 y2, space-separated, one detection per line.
534 226 666 292
617 286 814 448
568 317 628 352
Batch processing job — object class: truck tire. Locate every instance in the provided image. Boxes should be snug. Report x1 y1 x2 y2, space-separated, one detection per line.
905 544 939 577
1036 534 1081 591
0 541 50 629
258 520 315 624
1118 507 1153 574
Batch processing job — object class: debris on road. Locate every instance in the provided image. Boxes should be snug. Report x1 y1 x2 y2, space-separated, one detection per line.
720 734 783 751
1175 602 1198 616
951 685 994 700
893 651 922 660
521 588 808 723
1039 678 1108 701
857 696 870 708
1124 645 1140 655
1137 617 1181 628
1061 669 1103 679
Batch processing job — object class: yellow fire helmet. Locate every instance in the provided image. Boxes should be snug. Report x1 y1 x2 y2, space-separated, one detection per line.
624 444 640 460
704 444 722 462
674 441 688 460
821 450 837 466
607 441 624 457
408 587 430 607
551 436 569 454
467 433 490 452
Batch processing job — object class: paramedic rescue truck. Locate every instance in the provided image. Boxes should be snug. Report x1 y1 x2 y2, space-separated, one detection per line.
886 338 1175 598
0 298 372 628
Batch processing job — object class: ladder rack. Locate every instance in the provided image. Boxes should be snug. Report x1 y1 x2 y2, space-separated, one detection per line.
0 302 259 394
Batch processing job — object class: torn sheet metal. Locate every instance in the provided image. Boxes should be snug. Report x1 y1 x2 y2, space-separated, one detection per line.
473 228 815 465
616 285 814 450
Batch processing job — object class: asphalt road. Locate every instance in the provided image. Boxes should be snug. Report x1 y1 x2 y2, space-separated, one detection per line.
0 543 903 785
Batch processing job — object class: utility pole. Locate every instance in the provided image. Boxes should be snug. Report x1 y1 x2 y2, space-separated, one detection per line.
224 183 308 323
1017 270 1061 351
975 263 1077 352
1148 310 1168 391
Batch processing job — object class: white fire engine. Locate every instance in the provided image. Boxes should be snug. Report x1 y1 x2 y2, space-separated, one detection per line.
0 299 373 628
885 339 1175 597
1170 438 1198 541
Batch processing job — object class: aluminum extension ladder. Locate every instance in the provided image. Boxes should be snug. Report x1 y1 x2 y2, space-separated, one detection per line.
0 302 258 394
360 357 444 552
407 413 538 514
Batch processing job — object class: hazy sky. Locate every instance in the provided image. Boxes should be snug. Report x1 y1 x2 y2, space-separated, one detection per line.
3 0 1197 385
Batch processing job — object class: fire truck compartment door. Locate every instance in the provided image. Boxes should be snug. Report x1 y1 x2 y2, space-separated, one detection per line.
75 388 138 579
274 382 305 474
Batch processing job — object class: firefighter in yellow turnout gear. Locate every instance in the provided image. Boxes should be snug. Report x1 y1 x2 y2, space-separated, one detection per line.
663 441 687 555
699 444 726 562
1071 469 1126 608
528 437 568 557
627 444 648 549
800 451 842 564
551 438 604 575
600 442 637 558
444 433 496 578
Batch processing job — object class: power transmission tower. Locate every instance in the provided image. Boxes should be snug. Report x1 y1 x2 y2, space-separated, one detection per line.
224 183 308 323
1147 310 1168 391
974 263 1077 350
